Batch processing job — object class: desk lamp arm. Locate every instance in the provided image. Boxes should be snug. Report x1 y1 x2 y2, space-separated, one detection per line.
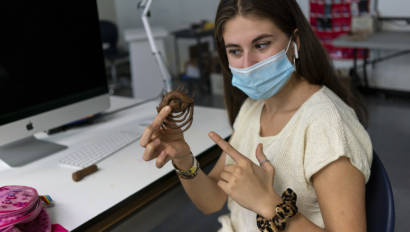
138 0 172 93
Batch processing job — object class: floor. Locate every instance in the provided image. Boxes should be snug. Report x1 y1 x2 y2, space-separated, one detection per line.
109 77 410 231
365 93 410 231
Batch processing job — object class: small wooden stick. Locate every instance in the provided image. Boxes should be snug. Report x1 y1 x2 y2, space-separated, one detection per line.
72 164 98 182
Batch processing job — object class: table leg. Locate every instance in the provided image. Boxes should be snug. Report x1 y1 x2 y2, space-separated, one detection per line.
349 48 361 89
174 37 181 78
196 37 211 94
363 49 369 88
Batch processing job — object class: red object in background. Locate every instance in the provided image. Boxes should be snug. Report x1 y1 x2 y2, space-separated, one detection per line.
310 2 325 17
309 0 369 60
52 224 69 232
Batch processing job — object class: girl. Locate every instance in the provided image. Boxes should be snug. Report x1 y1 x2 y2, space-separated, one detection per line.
140 0 372 231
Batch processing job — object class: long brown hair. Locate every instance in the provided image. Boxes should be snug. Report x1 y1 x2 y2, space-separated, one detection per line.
214 0 367 127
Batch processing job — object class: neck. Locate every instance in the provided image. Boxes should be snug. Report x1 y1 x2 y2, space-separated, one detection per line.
263 73 312 114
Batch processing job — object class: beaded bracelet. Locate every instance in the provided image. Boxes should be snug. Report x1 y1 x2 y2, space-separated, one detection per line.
256 188 298 232
172 154 200 179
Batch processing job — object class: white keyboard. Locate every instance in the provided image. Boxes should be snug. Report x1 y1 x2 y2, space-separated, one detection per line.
59 130 141 168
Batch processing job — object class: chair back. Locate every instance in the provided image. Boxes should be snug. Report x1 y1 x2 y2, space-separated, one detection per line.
99 20 119 55
366 152 395 232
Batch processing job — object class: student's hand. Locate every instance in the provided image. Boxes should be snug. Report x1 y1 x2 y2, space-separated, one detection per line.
208 131 281 218
139 105 192 169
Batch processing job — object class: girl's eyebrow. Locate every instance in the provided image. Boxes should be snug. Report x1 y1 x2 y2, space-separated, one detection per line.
251 34 274 43
225 44 240 49
225 34 274 48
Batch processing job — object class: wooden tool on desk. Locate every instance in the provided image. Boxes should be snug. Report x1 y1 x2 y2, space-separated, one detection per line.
72 164 99 182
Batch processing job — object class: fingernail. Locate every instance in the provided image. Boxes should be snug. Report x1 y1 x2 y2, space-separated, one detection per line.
139 140 146 147
165 106 171 112
160 150 166 157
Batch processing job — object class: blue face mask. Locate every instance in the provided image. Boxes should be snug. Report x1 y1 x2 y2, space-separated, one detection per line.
229 38 295 100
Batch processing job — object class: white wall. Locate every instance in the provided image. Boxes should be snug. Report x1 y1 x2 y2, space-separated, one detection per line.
378 0 410 18
97 0 117 23
114 0 219 45
296 0 309 17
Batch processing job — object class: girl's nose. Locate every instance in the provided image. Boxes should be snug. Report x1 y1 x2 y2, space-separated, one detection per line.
241 52 259 68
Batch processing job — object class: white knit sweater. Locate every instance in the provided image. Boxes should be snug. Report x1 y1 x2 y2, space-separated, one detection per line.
217 86 372 232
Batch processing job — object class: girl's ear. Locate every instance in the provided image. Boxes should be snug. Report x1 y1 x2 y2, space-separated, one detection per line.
292 28 300 58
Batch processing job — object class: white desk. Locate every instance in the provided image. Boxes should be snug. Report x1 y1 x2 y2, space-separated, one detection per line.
0 96 232 231
332 31 410 50
332 31 410 92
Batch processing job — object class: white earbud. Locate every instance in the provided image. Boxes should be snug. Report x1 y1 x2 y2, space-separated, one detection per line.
293 42 299 59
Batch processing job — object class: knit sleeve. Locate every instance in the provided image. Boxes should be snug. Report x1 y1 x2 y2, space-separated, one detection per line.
303 109 373 184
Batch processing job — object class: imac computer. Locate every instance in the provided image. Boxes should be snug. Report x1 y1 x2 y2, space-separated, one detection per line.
0 1 110 166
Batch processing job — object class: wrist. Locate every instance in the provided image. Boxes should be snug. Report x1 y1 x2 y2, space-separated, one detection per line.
173 153 194 170
256 188 299 232
172 153 200 179
259 191 281 219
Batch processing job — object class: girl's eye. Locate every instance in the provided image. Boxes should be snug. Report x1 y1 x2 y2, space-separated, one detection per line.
255 41 271 49
228 49 242 56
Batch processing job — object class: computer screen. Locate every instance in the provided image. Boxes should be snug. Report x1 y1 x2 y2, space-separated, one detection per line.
0 1 110 166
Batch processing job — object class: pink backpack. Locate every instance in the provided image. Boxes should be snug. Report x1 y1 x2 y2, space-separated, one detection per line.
0 186 51 232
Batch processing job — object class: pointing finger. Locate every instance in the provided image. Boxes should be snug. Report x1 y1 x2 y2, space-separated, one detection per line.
208 131 246 163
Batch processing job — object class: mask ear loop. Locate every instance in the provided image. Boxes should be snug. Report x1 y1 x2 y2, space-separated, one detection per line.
285 36 294 64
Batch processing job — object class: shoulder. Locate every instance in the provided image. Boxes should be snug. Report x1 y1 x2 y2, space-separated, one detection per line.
303 86 370 149
302 86 373 183
302 86 357 126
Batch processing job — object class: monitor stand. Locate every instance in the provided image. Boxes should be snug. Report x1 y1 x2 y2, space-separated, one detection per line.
0 136 67 167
